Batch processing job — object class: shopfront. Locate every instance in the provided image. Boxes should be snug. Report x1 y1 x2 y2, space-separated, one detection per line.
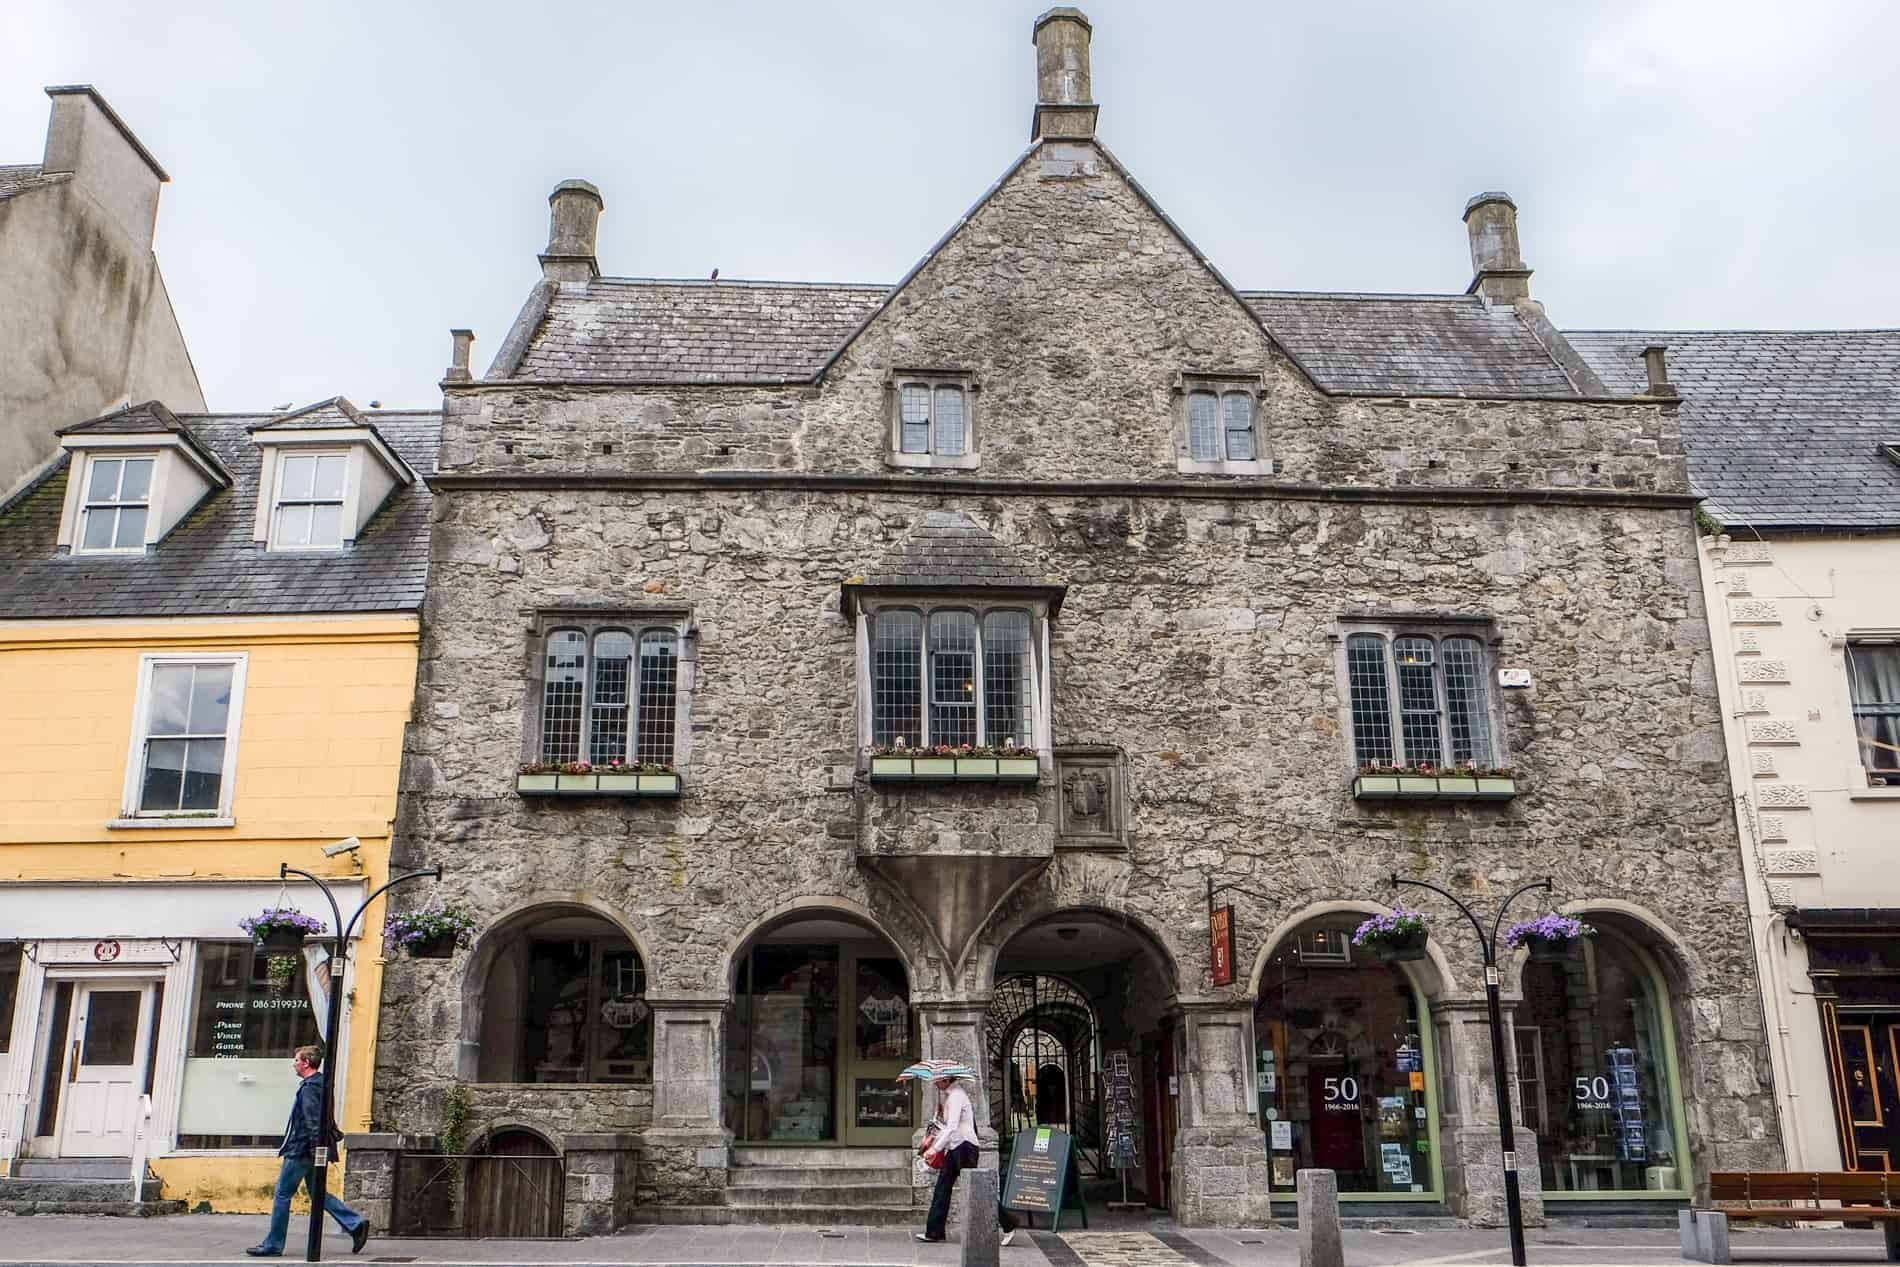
0 881 364 1179
723 916 916 1146
1797 921 1900 1172
1513 923 1691 1199
1254 918 1442 1202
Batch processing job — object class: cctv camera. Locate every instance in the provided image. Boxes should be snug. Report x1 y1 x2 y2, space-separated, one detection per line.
322 837 362 858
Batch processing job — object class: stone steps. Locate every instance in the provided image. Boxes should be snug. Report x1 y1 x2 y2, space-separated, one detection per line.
728 1183 915 1207
730 1145 912 1168
629 1203 918 1227
0 1172 181 1217
629 1145 920 1227
11 1158 136 1180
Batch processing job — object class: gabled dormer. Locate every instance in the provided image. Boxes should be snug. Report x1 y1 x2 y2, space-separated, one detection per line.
54 401 230 554
246 398 417 551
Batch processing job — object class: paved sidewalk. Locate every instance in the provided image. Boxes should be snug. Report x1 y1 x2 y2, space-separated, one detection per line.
0 1215 1890 1266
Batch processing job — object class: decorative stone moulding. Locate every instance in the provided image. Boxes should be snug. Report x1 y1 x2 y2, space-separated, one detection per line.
870 755 1042 784
1351 773 1516 802
516 771 683 798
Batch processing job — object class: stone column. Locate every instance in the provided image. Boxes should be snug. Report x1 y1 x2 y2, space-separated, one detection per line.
1432 998 1544 1227
1172 1003 1272 1226
562 1132 640 1235
917 1001 995 1219
642 996 731 1207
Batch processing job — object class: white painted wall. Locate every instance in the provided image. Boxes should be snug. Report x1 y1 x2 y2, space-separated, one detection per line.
1700 531 1900 1169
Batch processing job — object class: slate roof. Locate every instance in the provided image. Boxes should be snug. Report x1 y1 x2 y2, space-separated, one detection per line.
59 401 231 483
0 163 68 202
501 275 1592 399
1569 331 1900 531
850 512 1062 611
1239 292 1583 397
0 408 438 619
511 278 889 382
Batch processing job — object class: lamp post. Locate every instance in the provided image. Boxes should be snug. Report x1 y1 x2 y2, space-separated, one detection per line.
279 862 440 1263
1389 871 1551 1267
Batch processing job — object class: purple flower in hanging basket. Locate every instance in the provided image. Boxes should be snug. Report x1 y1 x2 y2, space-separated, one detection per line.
238 908 328 939
1351 906 1428 946
1503 913 1594 948
383 901 480 950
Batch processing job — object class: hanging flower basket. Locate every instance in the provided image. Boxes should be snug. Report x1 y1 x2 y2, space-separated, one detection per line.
265 954 300 995
1505 913 1594 963
385 902 480 960
1352 907 1430 963
240 908 327 956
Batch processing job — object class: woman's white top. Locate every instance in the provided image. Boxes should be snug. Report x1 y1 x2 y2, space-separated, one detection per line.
928 1084 979 1155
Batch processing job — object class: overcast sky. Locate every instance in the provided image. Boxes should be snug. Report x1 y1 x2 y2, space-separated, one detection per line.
6 2 1896 411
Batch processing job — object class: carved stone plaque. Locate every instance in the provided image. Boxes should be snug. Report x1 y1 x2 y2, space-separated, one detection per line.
1055 745 1127 850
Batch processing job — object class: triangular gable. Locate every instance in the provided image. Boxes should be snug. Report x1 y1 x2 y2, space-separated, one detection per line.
57 399 231 486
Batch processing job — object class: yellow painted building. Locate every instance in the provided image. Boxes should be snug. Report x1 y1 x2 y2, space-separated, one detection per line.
0 399 436 1211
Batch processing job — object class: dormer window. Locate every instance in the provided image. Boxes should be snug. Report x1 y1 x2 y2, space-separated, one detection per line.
78 455 156 553
270 451 348 550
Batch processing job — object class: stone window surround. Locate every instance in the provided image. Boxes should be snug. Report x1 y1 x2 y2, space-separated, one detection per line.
1329 614 1507 775
113 651 248 827
884 370 980 471
520 606 696 770
1173 370 1269 476
852 595 1054 756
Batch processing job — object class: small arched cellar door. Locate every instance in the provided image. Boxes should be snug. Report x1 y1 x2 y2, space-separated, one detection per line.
464 1130 563 1238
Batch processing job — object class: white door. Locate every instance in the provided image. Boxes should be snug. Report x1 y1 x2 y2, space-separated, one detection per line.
56 981 154 1157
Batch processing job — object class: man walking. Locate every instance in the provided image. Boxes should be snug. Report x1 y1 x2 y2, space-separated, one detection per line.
246 1044 369 1257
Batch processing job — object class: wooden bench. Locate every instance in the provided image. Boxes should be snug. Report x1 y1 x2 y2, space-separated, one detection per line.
1681 1171 1900 1262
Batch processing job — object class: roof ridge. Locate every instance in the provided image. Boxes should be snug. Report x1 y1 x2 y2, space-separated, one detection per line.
1241 290 1480 303
1566 327 1900 337
592 276 893 291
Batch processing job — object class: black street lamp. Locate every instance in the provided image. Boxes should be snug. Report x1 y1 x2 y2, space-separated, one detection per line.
279 862 440 1263
1389 871 1551 1267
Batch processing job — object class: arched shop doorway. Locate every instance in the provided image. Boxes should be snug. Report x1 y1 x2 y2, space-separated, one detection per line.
723 912 917 1146
472 907 652 1084
989 912 1177 1206
1513 918 1693 1200
1254 916 1442 1203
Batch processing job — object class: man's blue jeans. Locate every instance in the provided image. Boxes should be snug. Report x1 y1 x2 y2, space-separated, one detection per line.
258 1155 365 1252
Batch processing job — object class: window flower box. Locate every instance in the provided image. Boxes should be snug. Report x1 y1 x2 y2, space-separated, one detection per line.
517 764 682 799
1352 767 1517 803
868 748 1041 784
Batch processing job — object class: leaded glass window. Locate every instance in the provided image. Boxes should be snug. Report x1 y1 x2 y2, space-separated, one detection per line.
538 623 682 767
1185 387 1259 464
869 605 1040 748
1344 631 1496 768
1187 392 1221 461
891 379 972 461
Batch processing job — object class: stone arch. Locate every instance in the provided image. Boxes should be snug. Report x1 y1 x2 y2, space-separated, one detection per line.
1496 896 1703 1000
1247 899 1463 1000
455 894 660 1082
721 892 928 994
467 1118 564 1156
971 900 1184 999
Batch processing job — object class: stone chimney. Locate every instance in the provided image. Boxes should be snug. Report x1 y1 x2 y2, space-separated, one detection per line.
41 86 168 251
1640 344 1679 399
445 329 475 383
1463 192 1532 304
540 179 603 282
1032 8 1097 141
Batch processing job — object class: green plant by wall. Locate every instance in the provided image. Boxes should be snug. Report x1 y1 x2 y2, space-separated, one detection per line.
438 1084 472 1157
1694 505 1724 537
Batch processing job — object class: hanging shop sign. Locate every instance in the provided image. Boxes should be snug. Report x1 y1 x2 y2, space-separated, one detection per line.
1210 905 1235 987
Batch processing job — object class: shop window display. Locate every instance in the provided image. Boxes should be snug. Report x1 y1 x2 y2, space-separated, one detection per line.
476 919 652 1084
178 941 321 1148
1254 923 1437 1197
1515 928 1684 1194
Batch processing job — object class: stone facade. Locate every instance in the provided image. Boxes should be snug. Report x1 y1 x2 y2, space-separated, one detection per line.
366 11 1779 1229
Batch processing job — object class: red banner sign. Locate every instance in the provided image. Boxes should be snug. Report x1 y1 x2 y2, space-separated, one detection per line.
1210 904 1235 986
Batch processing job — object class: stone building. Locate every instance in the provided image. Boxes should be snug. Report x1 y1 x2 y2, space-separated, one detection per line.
0 86 203 501
362 9 1779 1232
1568 332 1900 1177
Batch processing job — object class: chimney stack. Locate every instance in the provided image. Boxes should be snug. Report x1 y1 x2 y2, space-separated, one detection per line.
42 86 168 251
1640 344 1679 399
445 329 475 383
541 179 604 282
1032 8 1097 141
1463 192 1532 304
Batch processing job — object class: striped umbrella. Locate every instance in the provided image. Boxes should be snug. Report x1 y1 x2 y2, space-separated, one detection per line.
896 1059 978 1082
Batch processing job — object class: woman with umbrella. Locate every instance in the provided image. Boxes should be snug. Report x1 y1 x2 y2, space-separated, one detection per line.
900 1060 1016 1246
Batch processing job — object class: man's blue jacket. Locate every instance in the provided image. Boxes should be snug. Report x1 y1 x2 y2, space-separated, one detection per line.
279 1071 333 1159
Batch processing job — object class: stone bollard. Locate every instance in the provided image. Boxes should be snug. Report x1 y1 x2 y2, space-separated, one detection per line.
1296 1169 1343 1267
961 1167 1000 1267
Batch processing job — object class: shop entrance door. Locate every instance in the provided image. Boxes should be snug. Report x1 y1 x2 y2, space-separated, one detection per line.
841 951 915 1145
1832 1011 1900 1170
56 979 155 1157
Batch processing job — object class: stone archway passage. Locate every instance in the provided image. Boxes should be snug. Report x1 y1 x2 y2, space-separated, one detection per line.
987 974 1098 1150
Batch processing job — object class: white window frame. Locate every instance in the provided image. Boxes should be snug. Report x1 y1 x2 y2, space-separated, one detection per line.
266 449 350 552
854 598 1052 752
117 653 248 825
524 611 694 769
1175 373 1269 476
885 373 980 471
75 451 159 555
1334 623 1503 771
1844 636 1900 789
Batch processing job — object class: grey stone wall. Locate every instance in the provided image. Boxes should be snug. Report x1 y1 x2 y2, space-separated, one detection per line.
376 133 1775 1224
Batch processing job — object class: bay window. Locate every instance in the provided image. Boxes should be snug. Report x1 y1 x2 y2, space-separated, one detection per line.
866 604 1043 750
